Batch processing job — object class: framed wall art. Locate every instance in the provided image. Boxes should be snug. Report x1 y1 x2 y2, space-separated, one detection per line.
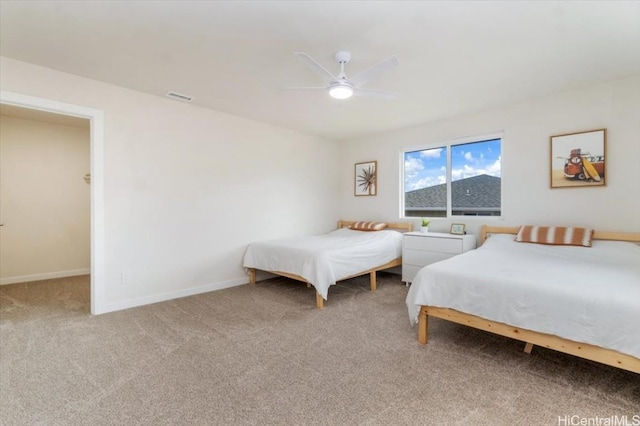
450 223 465 235
550 129 606 189
354 161 377 196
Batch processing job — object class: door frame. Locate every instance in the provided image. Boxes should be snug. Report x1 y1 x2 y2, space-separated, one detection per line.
1 90 106 314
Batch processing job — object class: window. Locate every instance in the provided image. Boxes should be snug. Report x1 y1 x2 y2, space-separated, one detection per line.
402 134 502 218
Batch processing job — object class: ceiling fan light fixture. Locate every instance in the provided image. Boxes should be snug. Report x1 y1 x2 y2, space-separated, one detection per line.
289 51 399 100
328 84 354 100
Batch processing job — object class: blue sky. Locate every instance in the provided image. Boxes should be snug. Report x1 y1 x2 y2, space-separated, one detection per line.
404 139 501 191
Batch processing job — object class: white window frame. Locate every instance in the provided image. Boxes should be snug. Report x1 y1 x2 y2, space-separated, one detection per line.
400 131 504 220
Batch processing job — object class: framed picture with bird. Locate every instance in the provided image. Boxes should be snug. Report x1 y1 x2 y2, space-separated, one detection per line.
550 129 606 188
355 161 377 196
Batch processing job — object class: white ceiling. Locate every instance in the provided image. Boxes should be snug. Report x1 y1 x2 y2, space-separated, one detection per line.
1 1 639 141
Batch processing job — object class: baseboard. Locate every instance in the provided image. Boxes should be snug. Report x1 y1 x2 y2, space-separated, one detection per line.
1 269 91 285
97 276 251 315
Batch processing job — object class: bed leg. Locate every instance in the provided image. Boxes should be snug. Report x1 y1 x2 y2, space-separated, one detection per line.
418 307 428 344
524 342 534 354
316 292 324 309
370 271 377 291
249 268 256 285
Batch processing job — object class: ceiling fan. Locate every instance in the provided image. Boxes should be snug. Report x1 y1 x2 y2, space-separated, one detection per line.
287 51 400 100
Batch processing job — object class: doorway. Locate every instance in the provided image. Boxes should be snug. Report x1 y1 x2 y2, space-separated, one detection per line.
0 90 105 314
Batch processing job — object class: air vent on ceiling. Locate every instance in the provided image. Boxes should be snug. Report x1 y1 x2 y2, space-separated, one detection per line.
165 91 194 102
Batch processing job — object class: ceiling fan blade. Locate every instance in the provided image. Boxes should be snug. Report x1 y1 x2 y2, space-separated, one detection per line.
353 88 400 100
294 52 337 85
283 86 327 92
349 56 399 88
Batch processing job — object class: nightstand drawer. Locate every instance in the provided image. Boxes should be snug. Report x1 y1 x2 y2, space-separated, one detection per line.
403 249 453 266
403 236 462 254
401 232 476 283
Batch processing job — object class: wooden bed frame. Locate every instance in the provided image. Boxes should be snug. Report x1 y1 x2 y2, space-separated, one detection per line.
248 220 413 309
418 225 640 374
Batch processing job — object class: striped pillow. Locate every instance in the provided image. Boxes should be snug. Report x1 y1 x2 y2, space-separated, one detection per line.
515 226 594 247
348 221 388 231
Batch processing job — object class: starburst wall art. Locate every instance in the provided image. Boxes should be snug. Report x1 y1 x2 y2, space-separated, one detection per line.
354 161 377 196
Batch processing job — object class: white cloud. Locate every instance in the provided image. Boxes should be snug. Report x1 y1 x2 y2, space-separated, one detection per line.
420 148 444 158
487 156 501 177
404 157 424 178
452 164 478 180
452 157 502 180
409 174 445 190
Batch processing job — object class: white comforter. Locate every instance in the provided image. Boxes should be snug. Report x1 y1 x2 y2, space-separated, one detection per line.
406 234 640 358
243 228 403 300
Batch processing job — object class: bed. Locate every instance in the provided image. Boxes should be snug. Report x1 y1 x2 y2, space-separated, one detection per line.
244 220 413 308
406 225 640 373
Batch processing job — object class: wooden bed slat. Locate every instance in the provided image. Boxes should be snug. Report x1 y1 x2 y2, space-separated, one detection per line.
480 225 640 245
248 257 402 309
338 220 414 232
248 220 410 308
419 225 640 374
420 306 640 374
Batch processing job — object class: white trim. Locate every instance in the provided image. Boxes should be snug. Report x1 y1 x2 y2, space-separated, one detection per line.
101 277 250 314
402 131 504 154
400 131 504 220
0 90 106 315
1 269 91 286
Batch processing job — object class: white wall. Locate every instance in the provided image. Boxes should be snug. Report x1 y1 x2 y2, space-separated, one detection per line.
3 54 637 313
0 57 340 312
0 115 90 283
338 75 640 235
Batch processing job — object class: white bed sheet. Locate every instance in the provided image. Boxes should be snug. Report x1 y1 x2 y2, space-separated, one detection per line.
243 228 403 300
406 234 640 358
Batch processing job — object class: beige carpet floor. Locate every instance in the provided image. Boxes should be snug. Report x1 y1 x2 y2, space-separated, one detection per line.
1 273 638 425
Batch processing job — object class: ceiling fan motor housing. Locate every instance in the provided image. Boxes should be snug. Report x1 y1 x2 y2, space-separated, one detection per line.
334 51 351 64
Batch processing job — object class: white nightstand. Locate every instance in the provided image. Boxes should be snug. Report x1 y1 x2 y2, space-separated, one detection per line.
402 232 476 284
